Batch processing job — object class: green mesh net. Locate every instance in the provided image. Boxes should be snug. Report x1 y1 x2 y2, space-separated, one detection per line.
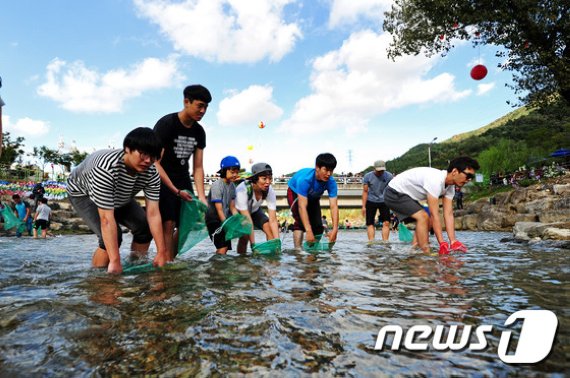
177 192 209 255
398 223 414 242
1 203 24 231
123 192 209 274
121 261 155 274
222 213 252 240
252 238 282 255
303 234 335 253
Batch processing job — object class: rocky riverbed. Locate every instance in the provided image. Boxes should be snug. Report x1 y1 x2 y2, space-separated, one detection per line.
455 173 570 241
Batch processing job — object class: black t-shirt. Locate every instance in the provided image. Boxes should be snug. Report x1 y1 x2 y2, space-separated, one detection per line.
153 112 206 181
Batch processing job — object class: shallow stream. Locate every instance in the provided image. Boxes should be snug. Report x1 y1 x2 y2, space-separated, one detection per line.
0 231 568 376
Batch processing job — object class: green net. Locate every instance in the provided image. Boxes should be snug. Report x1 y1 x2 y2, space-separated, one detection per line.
122 260 188 275
177 192 209 255
222 213 252 240
123 192 209 274
1 204 24 231
303 234 335 253
122 261 156 274
252 238 282 255
398 223 413 242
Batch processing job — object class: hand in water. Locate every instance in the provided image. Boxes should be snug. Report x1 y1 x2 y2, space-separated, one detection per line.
107 261 123 274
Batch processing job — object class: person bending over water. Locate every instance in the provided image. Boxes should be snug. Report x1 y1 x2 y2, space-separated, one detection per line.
287 153 339 249
384 156 479 254
66 127 169 274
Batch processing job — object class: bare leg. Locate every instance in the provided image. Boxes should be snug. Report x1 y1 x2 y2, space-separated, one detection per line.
262 222 273 241
237 236 249 254
381 221 390 241
172 229 179 257
367 225 375 242
92 247 110 268
130 241 150 259
216 247 229 255
162 220 176 261
411 210 430 253
293 230 303 249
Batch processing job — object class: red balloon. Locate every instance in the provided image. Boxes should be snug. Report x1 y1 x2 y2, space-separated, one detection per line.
470 64 488 80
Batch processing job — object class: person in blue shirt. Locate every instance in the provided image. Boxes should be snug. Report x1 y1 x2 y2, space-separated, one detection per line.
12 194 32 237
361 160 393 242
287 153 339 249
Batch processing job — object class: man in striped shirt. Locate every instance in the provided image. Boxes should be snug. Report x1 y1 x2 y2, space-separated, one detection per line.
67 127 168 274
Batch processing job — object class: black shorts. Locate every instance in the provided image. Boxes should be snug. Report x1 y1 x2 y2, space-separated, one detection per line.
365 201 390 225
34 219 49 230
251 210 269 230
159 177 194 226
206 220 232 250
287 188 324 236
383 187 423 222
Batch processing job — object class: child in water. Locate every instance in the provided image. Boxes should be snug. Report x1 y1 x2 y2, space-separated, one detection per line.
234 162 279 252
205 156 242 254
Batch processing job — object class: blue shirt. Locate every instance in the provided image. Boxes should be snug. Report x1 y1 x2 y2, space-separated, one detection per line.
362 170 393 203
14 202 29 220
288 168 338 200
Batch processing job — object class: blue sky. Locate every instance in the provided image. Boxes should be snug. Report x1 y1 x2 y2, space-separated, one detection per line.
1 0 517 176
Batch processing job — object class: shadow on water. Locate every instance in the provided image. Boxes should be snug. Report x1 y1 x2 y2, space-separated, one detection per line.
0 231 568 376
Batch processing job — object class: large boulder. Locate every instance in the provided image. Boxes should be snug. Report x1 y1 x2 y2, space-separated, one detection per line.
513 221 570 241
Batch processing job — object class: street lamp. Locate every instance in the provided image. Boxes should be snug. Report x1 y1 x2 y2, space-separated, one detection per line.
428 137 438 167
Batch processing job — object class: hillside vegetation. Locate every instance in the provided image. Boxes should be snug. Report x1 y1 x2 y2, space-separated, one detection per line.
378 100 570 176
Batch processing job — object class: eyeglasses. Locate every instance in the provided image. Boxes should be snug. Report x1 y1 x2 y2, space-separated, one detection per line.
462 171 475 180
139 151 156 163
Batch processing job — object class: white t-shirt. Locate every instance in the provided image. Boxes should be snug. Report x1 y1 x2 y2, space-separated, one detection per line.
35 203 52 221
388 167 455 202
235 181 277 213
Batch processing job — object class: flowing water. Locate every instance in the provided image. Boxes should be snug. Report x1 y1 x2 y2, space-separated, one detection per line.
0 231 568 376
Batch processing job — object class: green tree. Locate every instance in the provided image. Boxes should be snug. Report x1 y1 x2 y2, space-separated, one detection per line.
476 139 530 176
68 149 88 167
58 150 88 172
30 146 61 174
383 0 570 106
0 132 25 165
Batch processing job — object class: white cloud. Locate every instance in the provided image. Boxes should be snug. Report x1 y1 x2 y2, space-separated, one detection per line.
328 0 391 28
477 82 495 95
3 115 50 137
37 56 181 113
279 30 470 135
133 0 302 63
217 85 283 126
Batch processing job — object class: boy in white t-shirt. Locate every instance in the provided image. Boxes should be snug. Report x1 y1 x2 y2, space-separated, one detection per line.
33 198 52 239
235 162 279 253
384 156 480 254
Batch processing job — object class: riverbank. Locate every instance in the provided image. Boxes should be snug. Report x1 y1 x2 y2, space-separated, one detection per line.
454 173 570 241
2 173 569 241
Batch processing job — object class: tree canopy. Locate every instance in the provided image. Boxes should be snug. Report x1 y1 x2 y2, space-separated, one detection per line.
376 100 570 175
383 0 570 106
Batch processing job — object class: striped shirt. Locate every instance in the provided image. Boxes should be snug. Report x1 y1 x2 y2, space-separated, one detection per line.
67 149 160 209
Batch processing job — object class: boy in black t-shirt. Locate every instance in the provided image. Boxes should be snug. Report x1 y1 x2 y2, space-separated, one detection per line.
153 84 212 259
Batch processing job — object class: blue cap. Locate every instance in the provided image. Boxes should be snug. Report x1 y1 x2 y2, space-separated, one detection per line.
220 156 240 170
